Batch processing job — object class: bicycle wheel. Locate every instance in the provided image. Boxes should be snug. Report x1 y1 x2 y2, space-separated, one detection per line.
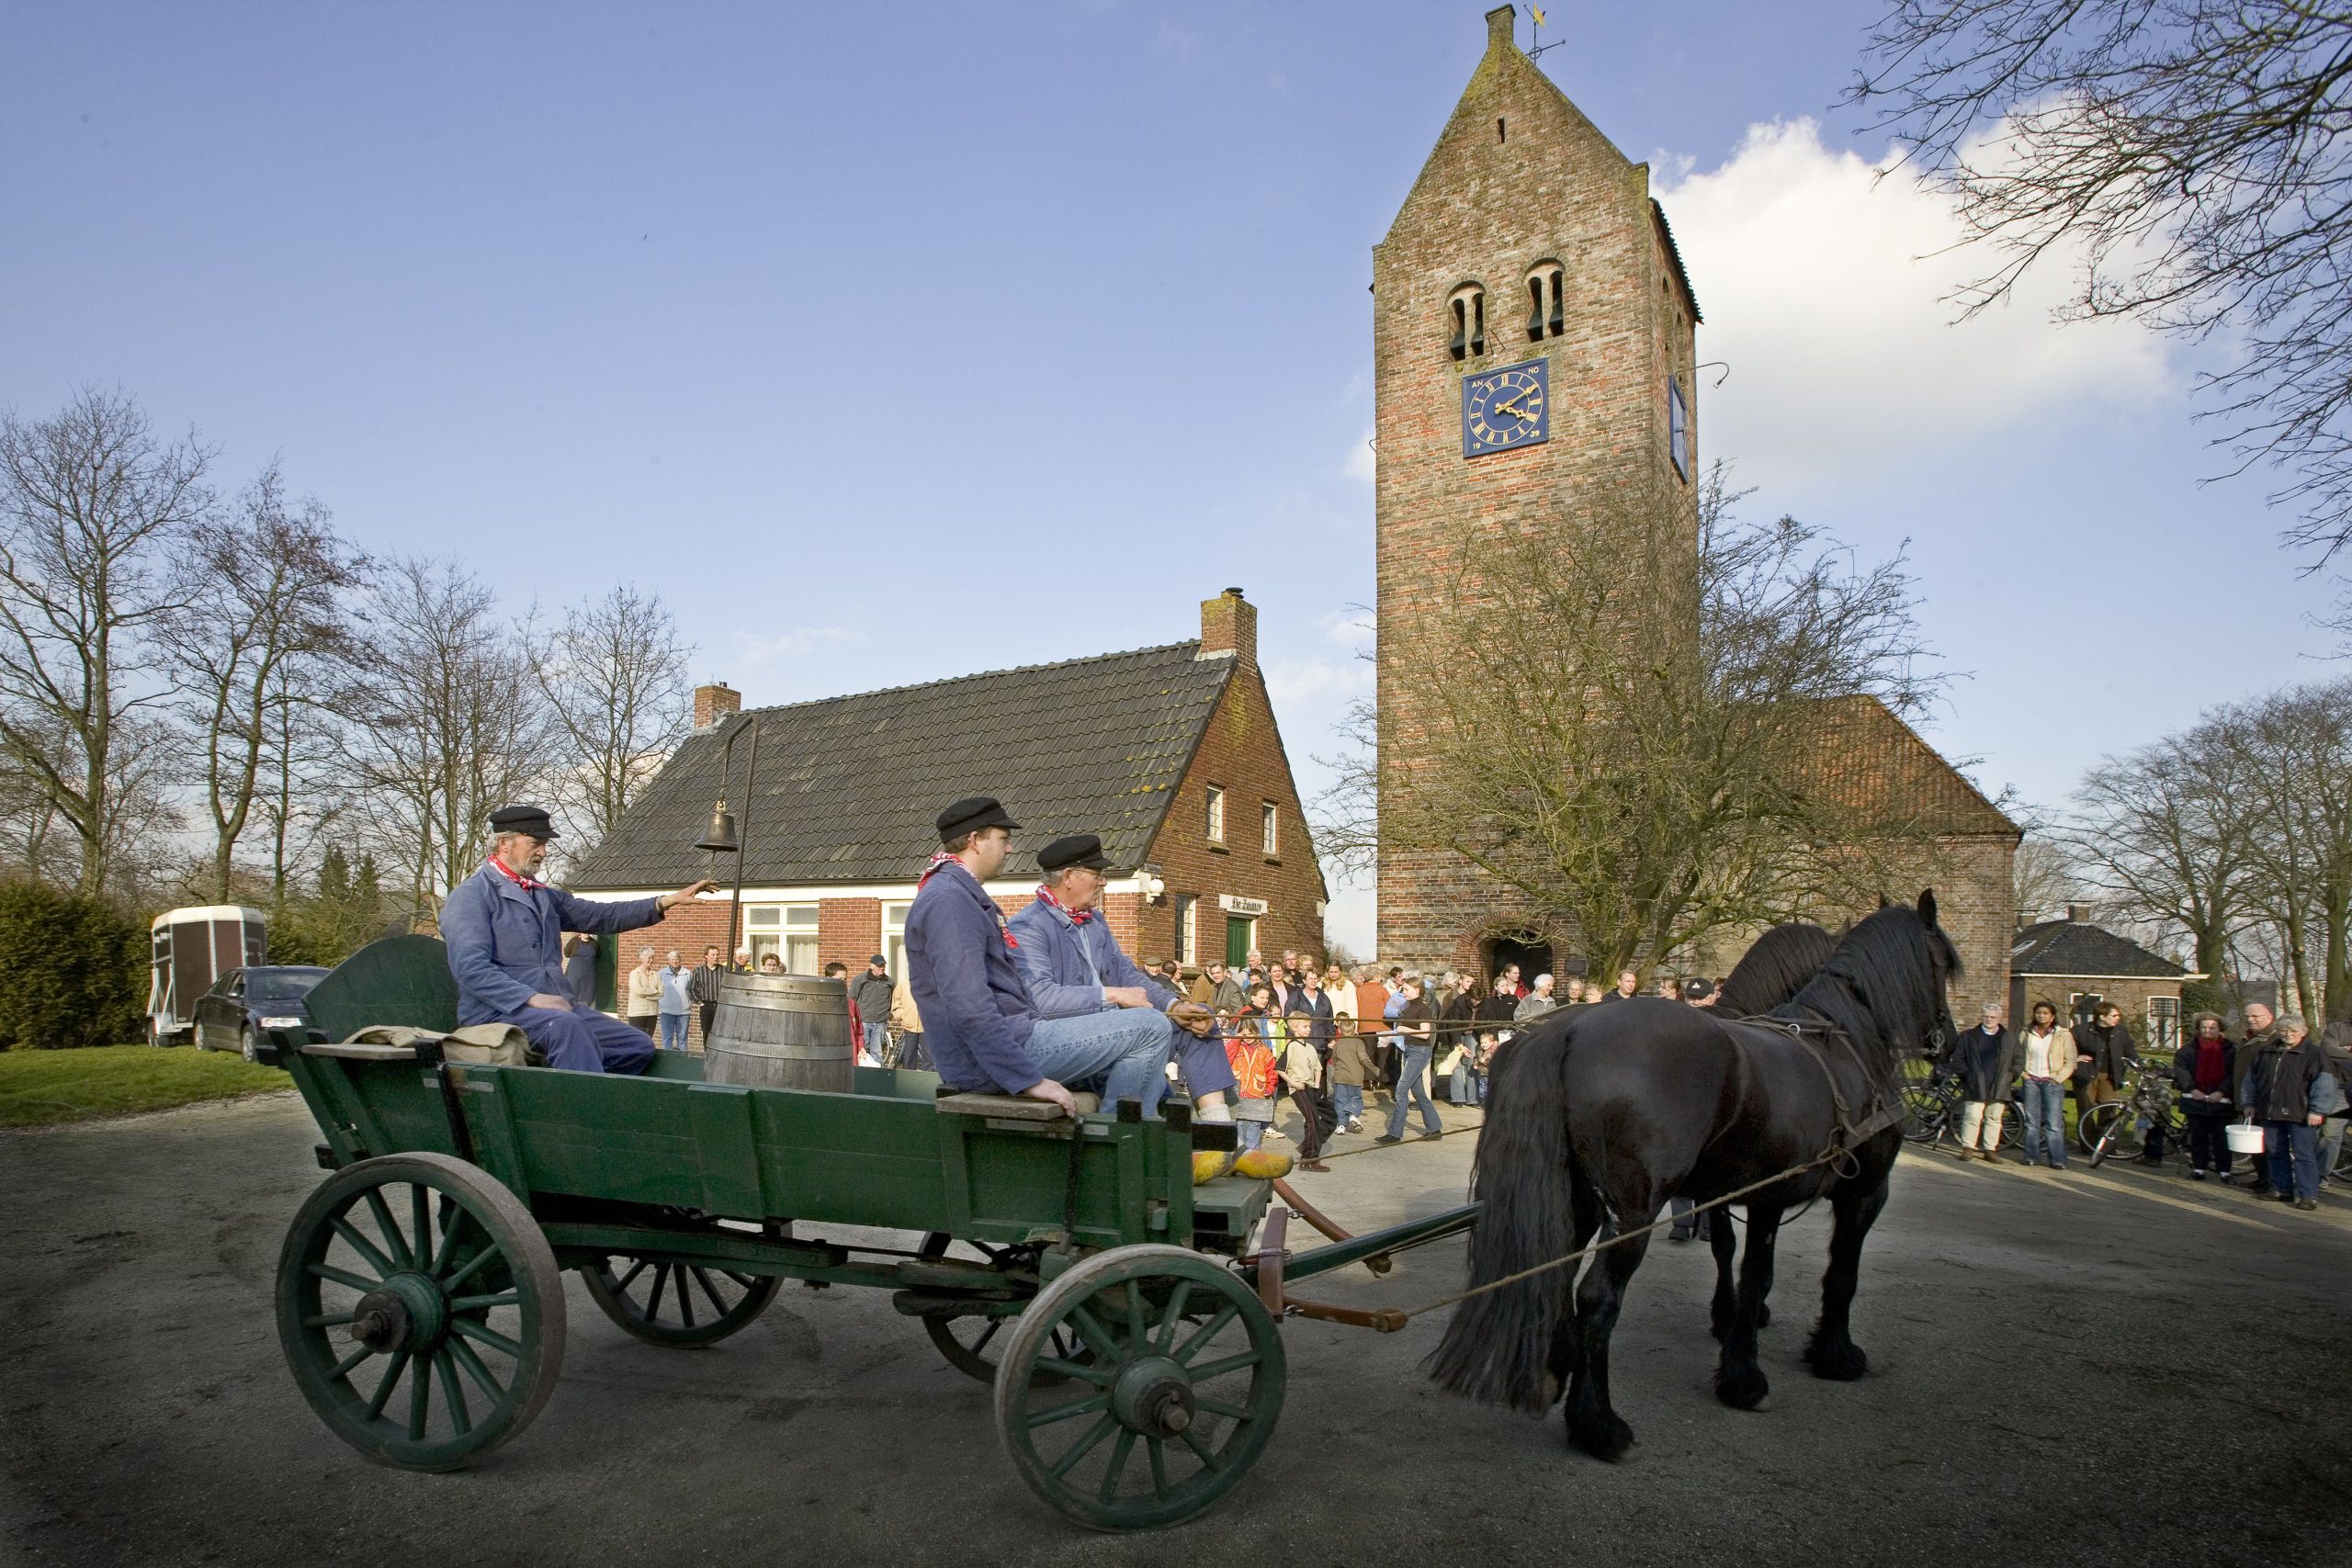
1900 1082 1947 1143
2079 1104 2135 1166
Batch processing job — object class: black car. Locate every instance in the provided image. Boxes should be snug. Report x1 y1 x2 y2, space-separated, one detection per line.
193 965 331 1063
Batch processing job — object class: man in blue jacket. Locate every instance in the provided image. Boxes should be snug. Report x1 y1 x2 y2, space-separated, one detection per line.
903 798 1183 1118
1008 833 1236 1120
440 805 715 1073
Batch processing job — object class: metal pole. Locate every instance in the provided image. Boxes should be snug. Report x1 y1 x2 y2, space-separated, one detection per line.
727 714 760 967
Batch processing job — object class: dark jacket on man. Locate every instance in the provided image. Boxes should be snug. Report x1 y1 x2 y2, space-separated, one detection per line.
2075 1019 2136 1085
852 968 895 1025
1948 1023 2018 1104
2240 1036 2335 1124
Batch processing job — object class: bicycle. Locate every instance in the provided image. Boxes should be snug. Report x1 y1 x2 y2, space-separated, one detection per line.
1902 1071 2023 1153
2079 1061 2187 1168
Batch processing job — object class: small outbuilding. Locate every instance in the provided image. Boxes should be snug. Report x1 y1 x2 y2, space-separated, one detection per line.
2009 905 2192 1055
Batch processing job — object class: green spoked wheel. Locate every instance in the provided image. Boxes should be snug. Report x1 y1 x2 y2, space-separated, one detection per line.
275 1151 563 1472
993 1244 1284 1532
916 1233 1071 1385
582 1255 781 1348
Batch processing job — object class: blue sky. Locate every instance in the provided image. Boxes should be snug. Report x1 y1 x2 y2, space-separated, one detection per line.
4 1 2335 952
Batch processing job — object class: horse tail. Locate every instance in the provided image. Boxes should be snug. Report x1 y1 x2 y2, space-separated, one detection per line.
1423 1015 1581 1413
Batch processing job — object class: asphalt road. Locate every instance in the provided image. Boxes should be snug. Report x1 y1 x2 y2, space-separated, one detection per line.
4 1091 2346 1568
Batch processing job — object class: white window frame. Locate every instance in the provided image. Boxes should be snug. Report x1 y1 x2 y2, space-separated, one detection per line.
883 900 912 983
1668 374 1690 480
1174 895 1198 964
1205 786 1226 844
746 903 820 974
1261 801 1279 856
2146 995 2181 1054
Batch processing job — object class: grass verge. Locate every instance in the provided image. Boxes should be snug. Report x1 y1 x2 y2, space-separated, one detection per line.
0 1044 289 1131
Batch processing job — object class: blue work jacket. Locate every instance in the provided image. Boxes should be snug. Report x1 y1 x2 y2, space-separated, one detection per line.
440 863 662 1027
905 861 1044 1094
1006 895 1180 1021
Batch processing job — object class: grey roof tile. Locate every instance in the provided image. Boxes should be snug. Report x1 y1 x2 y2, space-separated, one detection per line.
2009 919 2186 979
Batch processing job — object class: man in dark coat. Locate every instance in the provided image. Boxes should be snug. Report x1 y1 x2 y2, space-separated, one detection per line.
441 806 714 1073
1949 1003 2019 1161
2239 1015 2336 1208
2072 1001 2136 1137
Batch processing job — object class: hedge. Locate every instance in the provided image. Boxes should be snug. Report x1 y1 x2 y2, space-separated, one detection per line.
0 882 147 1049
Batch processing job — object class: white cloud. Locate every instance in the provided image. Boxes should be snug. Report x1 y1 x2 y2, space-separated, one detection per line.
1655 118 2175 494
729 624 865 669
1343 427 1375 484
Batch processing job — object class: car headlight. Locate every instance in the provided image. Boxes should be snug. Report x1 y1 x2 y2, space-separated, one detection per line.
259 1016 302 1030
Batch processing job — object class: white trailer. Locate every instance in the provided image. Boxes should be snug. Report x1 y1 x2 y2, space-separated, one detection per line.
148 906 266 1046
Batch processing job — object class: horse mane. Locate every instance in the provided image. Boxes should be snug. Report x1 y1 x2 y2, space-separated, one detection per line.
1773 901 1960 1053
1716 922 1838 1018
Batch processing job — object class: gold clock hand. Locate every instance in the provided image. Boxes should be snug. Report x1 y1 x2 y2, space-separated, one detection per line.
1494 400 1535 420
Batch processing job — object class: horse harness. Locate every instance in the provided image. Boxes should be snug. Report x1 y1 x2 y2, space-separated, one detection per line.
1724 1014 1905 1164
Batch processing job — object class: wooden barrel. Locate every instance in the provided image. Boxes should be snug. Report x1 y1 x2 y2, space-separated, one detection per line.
704 973 854 1092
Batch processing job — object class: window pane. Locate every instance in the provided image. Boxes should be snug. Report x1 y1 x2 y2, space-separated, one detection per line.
746 907 780 929
783 905 819 930
1261 802 1278 853
1206 787 1225 840
786 934 820 974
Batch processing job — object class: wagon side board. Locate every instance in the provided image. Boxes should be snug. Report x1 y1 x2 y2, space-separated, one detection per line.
285 1051 1214 1255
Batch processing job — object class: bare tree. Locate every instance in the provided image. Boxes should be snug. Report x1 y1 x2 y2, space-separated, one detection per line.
0 389 209 896
161 461 369 900
1322 467 1951 974
2063 723 2258 984
2228 682 2352 1021
1855 3 2352 559
2010 836 2078 924
345 557 555 922
525 585 694 852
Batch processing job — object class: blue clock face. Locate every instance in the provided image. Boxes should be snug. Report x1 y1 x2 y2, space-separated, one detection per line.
1463 358 1550 457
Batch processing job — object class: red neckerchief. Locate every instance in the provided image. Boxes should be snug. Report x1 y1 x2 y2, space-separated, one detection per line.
486 855 544 892
1035 883 1093 925
916 854 1016 947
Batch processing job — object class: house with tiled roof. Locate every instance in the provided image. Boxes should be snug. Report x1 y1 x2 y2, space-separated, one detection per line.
2011 905 2195 1055
568 591 1326 1010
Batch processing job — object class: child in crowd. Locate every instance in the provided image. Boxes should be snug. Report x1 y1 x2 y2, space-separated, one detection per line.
1280 1007 1330 1172
1223 1011 1279 1153
1328 1013 1372 1134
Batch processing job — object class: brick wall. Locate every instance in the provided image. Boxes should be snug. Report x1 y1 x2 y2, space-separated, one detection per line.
819 898 882 973
1142 652 1328 970
1373 10 1701 969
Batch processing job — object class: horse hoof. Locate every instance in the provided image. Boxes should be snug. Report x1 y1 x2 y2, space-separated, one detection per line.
1567 1409 1636 1461
1715 1362 1770 1410
1805 1334 1869 1382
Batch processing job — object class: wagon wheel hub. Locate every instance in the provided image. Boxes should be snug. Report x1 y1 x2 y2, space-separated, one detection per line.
1111 1355 1196 1438
348 1274 447 1354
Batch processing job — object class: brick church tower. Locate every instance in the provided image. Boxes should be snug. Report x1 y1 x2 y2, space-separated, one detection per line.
1374 6 1705 976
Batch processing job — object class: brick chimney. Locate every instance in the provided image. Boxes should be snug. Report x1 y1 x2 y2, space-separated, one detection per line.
1487 5 1516 51
1198 588 1256 670
2065 902 2093 924
694 682 741 730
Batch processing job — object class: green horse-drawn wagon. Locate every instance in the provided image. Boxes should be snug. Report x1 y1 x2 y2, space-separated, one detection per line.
266 937 1477 1530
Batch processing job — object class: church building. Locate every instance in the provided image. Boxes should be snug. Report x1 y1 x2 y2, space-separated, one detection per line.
1371 7 2019 1014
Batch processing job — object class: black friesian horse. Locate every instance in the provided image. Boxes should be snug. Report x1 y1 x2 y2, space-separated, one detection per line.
1427 895 1959 1461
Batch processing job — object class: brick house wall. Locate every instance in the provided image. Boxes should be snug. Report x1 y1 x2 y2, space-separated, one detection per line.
1137 595 1328 969
1374 7 1701 974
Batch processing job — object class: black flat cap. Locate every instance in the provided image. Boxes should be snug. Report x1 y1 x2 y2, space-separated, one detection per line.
489 805 560 840
1035 833 1112 873
1681 976 1716 1001
935 795 1020 841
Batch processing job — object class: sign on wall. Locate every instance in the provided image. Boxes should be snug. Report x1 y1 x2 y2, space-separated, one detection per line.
1218 895 1268 917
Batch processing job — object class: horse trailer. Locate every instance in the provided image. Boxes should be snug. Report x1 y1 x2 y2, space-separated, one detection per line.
148 906 266 1046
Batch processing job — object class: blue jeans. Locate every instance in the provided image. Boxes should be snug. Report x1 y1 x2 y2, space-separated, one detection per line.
863 1021 889 1060
2320 1118 2345 1185
2021 1078 2068 1167
1385 1045 1441 1137
658 1011 688 1051
2264 1121 2322 1201
1451 1062 1484 1105
1332 1084 1364 1125
1237 1117 1266 1153
1022 1009 1181 1113
511 1005 657 1075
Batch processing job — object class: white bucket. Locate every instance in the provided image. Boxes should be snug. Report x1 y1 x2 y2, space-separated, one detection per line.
2224 1122 2268 1156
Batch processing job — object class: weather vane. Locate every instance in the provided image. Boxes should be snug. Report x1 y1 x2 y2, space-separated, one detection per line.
1525 5 1563 62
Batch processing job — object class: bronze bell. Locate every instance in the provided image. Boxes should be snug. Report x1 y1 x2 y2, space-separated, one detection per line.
695 801 741 855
